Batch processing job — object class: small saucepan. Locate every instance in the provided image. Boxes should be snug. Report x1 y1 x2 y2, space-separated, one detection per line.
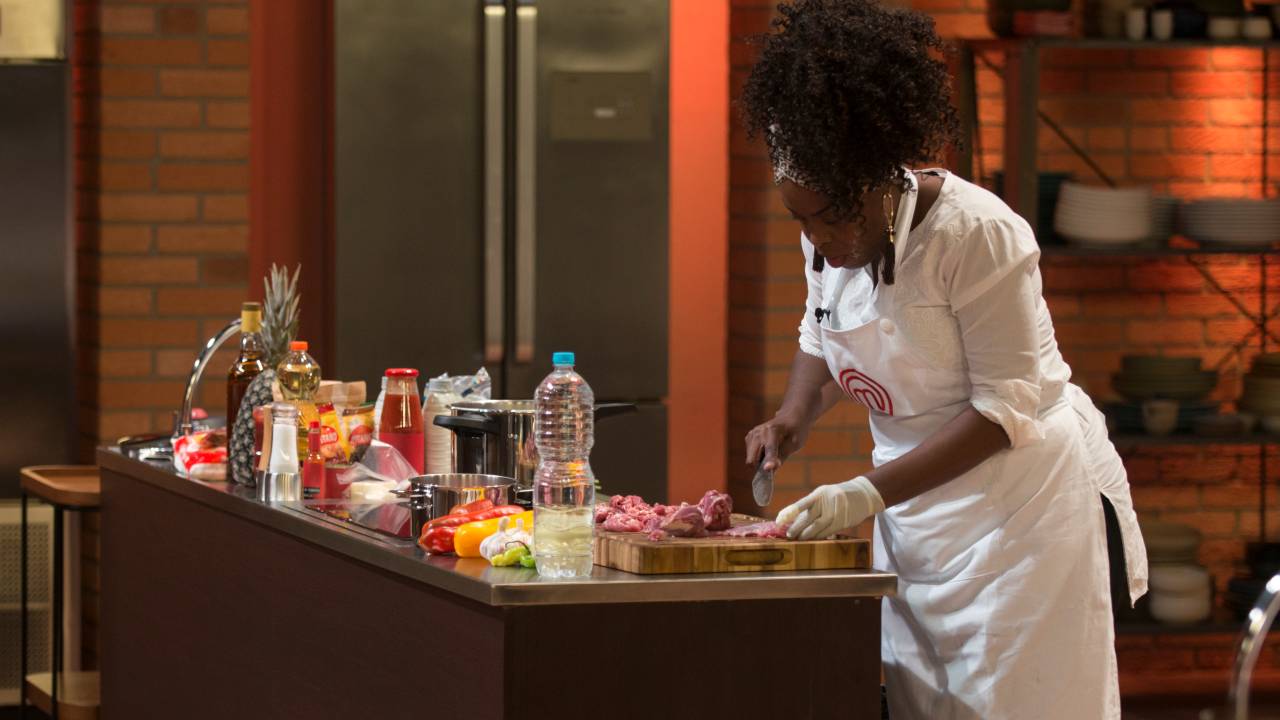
399 473 515 538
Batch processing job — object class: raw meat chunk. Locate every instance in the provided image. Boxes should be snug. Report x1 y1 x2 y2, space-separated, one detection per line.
661 503 707 538
603 513 648 533
593 504 613 524
697 490 732 531
713 521 789 539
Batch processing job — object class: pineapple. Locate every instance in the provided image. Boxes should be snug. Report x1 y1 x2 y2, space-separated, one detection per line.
230 263 301 485
261 263 301 366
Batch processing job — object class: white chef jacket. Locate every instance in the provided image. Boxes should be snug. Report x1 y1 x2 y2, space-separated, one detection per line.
796 171 1147 720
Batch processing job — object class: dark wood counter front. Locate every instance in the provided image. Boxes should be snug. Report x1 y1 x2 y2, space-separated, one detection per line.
98 450 890 719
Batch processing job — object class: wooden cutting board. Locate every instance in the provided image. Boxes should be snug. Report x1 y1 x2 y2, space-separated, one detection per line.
593 514 871 575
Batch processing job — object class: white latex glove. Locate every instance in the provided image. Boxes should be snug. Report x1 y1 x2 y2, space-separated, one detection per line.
776 477 885 541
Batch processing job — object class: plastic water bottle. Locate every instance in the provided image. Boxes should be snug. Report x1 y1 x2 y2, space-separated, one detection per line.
533 352 595 578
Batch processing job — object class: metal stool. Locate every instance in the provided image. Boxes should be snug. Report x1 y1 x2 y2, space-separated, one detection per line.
20 466 101 720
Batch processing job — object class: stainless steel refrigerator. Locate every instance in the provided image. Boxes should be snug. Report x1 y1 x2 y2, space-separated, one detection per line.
0 64 73 499
334 0 670 500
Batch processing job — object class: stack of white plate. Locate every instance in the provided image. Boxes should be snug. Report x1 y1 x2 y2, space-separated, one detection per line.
1112 355 1218 402
1054 182 1153 247
1182 198 1280 247
1150 564 1214 625
1142 519 1212 625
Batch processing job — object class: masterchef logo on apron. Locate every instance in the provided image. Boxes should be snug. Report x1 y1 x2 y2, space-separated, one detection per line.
839 368 894 415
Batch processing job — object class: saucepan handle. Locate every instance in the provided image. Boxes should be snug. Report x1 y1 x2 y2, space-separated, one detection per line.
593 403 637 420
432 415 499 434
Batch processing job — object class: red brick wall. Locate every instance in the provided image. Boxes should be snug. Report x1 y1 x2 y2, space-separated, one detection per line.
728 0 1280 690
75 0 251 453
727 0 879 519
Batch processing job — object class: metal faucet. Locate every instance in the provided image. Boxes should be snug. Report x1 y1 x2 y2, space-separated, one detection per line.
175 318 242 438
1228 572 1280 719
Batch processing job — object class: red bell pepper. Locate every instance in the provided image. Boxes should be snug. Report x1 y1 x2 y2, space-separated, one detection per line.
450 498 495 516
425 504 524 531
420 526 458 554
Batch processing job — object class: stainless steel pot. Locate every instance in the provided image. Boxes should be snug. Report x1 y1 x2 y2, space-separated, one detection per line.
401 473 515 538
432 400 635 488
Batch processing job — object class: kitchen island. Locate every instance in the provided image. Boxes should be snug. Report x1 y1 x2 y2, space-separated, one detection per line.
97 449 894 719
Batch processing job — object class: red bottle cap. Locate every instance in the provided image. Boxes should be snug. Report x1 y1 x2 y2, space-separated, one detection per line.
385 368 419 377
309 421 320 431
290 340 308 352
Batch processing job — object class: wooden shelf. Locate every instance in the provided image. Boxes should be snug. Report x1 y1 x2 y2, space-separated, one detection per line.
1111 433 1280 448
1116 616 1243 635
966 37 1280 51
1042 244 1279 257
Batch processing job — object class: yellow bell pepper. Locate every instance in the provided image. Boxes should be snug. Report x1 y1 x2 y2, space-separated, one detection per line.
455 510 534 558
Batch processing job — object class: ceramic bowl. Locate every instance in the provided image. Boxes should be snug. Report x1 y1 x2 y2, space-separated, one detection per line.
1208 15 1243 39
1150 564 1211 596
1193 414 1249 437
1151 590 1212 624
1143 399 1179 436
1244 15 1273 39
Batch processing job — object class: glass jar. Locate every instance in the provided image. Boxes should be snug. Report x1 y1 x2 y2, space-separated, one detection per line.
377 368 424 474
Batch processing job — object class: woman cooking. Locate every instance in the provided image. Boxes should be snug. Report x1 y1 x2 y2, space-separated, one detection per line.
740 1 1148 717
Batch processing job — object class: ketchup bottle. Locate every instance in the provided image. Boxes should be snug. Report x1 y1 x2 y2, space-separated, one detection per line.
378 368 425 474
303 421 325 500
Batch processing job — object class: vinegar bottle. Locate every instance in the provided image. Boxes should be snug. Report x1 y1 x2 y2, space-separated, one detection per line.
226 302 266 430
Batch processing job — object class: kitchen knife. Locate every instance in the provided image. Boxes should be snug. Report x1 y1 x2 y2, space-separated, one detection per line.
751 457 774 507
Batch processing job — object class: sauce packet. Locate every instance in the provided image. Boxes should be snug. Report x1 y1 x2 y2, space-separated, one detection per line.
339 404 376 461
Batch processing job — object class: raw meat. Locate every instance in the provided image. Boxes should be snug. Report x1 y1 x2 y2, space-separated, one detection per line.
602 513 648 533
596 491 785 542
661 503 707 538
697 490 732 531
712 521 790 539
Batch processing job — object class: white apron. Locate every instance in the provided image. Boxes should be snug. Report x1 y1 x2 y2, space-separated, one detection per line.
817 174 1143 720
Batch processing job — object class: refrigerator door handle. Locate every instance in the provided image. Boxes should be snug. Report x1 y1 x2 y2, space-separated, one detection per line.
515 0 537 364
483 0 506 364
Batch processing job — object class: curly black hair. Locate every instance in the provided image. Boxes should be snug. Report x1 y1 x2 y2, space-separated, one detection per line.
741 0 961 224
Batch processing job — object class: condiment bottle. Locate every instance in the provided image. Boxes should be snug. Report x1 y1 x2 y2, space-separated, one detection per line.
277 340 321 401
267 402 300 474
227 302 266 431
277 340 321 460
262 402 301 502
377 368 424 474
423 377 461 474
303 421 324 500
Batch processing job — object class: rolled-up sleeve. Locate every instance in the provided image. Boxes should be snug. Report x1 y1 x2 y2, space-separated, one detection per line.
798 234 824 359
945 218 1044 448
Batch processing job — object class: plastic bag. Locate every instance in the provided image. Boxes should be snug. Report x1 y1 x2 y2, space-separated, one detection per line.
454 367 492 400
173 428 228 480
331 439 419 500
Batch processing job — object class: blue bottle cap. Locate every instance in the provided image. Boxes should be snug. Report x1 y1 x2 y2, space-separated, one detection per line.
552 351 575 366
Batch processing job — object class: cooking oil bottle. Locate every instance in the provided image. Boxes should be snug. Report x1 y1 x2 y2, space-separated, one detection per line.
278 340 321 461
278 340 321 400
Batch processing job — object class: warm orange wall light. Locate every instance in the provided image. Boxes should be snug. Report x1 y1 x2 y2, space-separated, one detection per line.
669 0 729 501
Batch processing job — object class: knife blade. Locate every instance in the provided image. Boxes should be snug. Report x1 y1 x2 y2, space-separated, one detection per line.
751 457 774 507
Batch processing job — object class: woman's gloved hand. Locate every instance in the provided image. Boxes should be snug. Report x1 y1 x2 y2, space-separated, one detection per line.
776 476 885 540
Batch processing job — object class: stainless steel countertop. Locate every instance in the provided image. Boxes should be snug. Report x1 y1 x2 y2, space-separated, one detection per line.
98 448 896 607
